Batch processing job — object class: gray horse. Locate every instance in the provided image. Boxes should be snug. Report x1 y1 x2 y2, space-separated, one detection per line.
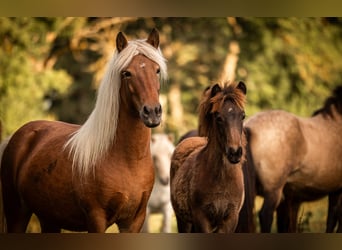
142 133 175 233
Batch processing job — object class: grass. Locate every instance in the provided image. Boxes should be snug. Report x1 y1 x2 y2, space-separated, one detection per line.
254 196 328 233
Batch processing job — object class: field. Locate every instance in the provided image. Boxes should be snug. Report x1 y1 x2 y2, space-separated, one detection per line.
254 196 329 233
24 196 329 233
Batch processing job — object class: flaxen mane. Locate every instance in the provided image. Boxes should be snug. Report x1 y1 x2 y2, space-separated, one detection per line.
312 85 342 118
64 39 167 179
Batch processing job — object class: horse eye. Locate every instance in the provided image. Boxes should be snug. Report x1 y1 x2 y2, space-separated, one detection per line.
216 115 224 124
122 71 132 78
242 112 246 120
156 68 160 75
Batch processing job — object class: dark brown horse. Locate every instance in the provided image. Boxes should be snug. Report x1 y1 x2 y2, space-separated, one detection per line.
170 81 247 233
245 86 342 233
0 29 167 233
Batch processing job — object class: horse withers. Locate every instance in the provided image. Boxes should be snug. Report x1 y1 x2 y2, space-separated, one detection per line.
170 81 247 233
0 29 167 233
141 133 175 233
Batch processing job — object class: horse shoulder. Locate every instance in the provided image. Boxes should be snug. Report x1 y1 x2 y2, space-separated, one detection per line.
170 137 206 178
246 111 307 189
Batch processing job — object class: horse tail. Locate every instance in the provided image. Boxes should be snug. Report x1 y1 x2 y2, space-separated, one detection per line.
235 127 257 232
0 137 10 233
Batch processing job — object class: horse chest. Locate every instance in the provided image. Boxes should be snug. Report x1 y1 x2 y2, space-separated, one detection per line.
191 190 236 226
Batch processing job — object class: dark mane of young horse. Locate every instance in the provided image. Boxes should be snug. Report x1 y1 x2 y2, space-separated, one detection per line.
198 82 246 137
312 85 342 118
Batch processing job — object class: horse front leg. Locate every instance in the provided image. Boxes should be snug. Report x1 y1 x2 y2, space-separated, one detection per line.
276 197 300 233
175 214 192 233
2 192 32 233
40 219 61 233
118 191 150 233
192 208 213 233
327 192 342 233
86 209 107 233
141 206 151 233
119 213 146 233
218 211 240 233
259 189 283 233
161 202 173 233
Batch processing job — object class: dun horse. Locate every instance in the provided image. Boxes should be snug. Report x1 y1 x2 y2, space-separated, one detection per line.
0 29 167 233
170 82 247 233
245 85 342 232
142 133 175 233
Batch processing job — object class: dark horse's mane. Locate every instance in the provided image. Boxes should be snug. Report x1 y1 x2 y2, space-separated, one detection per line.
198 82 246 137
312 85 342 118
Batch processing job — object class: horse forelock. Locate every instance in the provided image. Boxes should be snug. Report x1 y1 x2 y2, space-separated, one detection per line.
312 85 342 119
65 38 167 180
199 82 246 136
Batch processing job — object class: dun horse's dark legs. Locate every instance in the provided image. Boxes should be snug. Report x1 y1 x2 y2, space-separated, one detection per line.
326 193 338 232
326 192 342 233
276 197 300 233
259 190 283 233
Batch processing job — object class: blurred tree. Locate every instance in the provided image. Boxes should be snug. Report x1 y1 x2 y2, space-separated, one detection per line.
236 17 342 116
1 17 342 141
0 17 72 137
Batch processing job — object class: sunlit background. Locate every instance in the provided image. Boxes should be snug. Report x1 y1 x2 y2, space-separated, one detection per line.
1 17 342 233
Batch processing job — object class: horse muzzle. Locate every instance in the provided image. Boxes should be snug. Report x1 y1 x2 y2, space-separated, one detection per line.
140 104 162 128
226 146 243 164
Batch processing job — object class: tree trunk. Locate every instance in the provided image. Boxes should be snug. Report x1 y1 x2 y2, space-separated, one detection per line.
168 84 185 134
219 40 240 84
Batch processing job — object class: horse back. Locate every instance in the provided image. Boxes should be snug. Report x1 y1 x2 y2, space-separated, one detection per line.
2 120 79 182
292 114 342 191
170 136 206 180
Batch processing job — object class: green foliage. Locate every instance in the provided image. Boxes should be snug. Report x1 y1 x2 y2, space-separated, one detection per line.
237 17 342 117
1 17 342 139
0 17 72 136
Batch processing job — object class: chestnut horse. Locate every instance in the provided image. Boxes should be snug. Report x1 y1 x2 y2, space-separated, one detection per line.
0 29 167 233
170 82 247 233
245 86 342 232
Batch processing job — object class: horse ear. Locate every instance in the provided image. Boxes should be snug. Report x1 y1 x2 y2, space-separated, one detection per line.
237 81 247 95
211 83 222 97
146 28 160 49
116 31 128 53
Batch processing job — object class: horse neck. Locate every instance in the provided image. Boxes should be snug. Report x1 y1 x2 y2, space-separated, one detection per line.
112 105 151 160
201 137 229 176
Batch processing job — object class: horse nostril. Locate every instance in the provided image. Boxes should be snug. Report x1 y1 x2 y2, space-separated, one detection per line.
227 146 243 164
141 105 162 128
155 104 162 117
236 147 242 158
143 106 150 117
